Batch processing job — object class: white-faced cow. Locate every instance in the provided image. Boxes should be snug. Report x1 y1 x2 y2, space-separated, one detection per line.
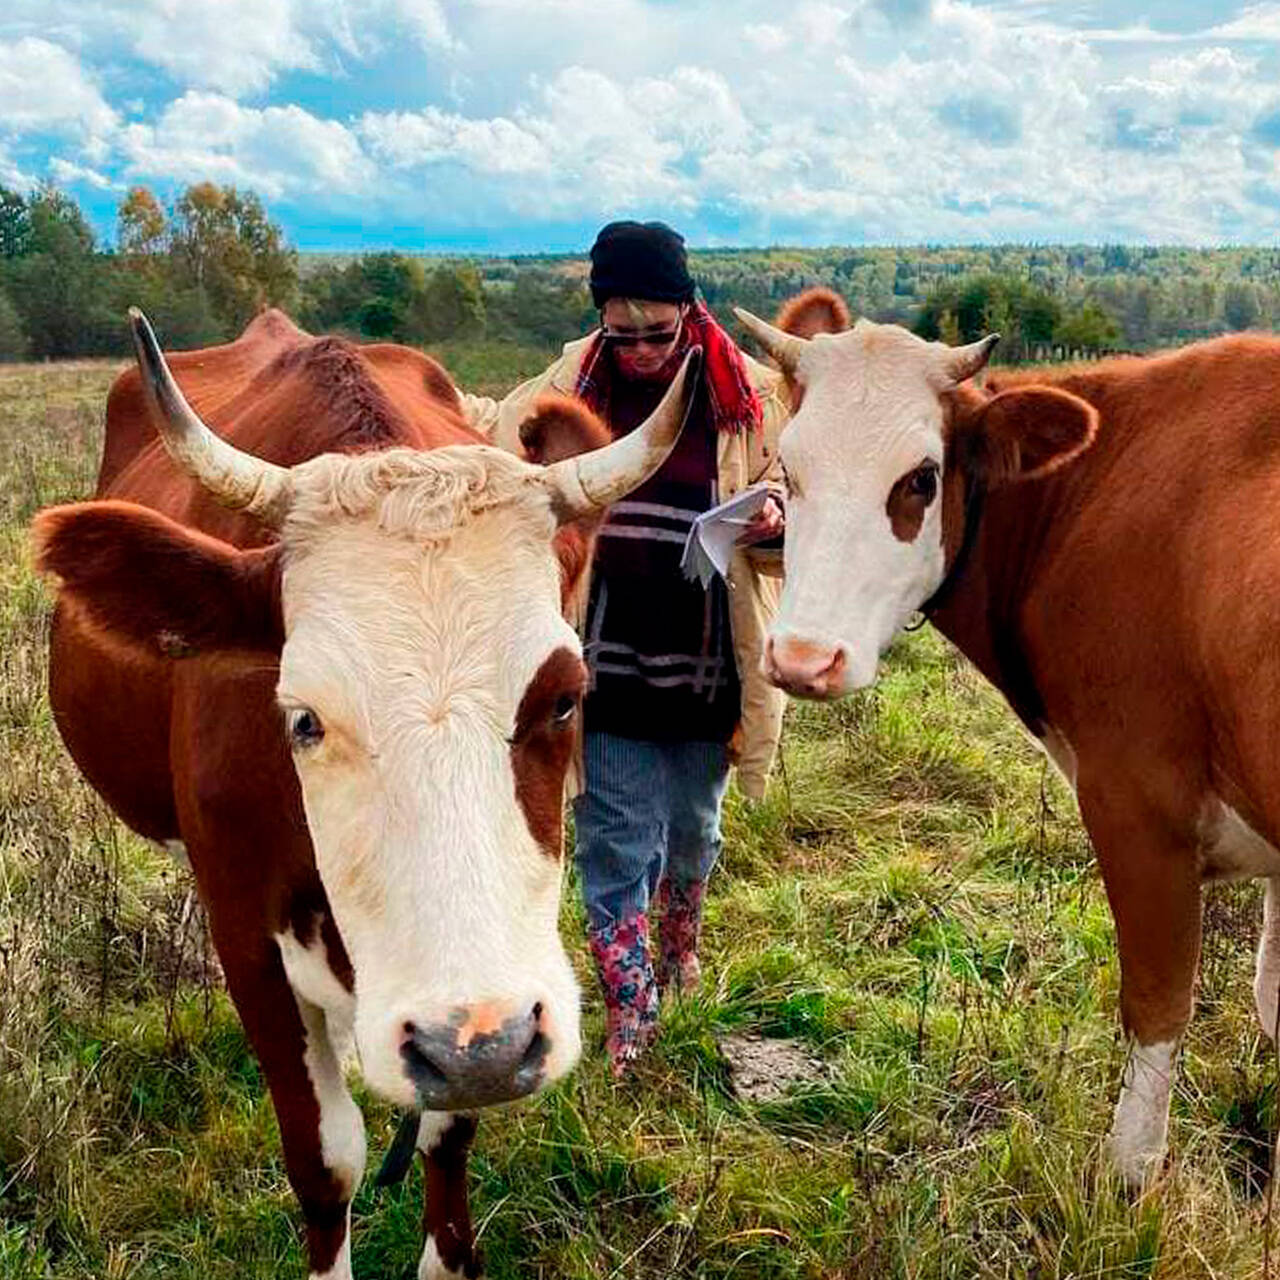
35 308 696 1278
739 308 1280 1187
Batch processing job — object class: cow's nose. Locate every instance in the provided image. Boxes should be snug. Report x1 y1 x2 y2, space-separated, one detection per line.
401 1004 548 1109
765 633 847 699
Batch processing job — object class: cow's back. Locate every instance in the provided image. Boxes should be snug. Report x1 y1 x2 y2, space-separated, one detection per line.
974 334 1280 814
99 310 309 499
98 311 476 549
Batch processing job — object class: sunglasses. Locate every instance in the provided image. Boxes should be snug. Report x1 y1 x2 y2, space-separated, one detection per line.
600 317 684 348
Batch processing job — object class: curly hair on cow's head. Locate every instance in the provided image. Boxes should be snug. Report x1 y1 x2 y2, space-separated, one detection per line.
282 445 552 552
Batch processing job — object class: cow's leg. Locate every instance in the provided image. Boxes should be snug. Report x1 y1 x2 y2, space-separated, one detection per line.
1255 878 1280 1036
1077 776 1202 1188
218 941 366 1279
416 1112 482 1280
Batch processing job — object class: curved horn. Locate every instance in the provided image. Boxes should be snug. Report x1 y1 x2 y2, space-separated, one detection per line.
541 348 701 522
128 308 292 526
732 307 807 375
942 333 1000 385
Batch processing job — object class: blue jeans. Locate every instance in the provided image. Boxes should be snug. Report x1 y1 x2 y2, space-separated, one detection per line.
572 732 731 930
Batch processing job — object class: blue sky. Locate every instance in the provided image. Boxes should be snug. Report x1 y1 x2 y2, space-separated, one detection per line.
4 0 1280 251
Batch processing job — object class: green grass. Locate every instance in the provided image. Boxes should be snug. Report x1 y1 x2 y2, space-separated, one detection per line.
424 338 559 398
0 355 1274 1278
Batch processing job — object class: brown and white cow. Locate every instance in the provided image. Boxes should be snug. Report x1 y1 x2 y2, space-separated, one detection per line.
739 308 1280 1187
35 308 696 1278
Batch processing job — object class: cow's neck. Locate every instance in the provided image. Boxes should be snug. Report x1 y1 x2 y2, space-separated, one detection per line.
925 473 1066 738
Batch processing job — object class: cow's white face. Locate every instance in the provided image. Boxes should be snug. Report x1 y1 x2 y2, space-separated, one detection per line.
766 321 962 696
275 447 585 1109
744 313 1098 702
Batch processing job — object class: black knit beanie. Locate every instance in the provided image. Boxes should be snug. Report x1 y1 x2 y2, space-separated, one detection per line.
588 220 695 309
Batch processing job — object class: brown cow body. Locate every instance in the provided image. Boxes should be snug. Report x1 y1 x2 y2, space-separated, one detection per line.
938 339 1280 1176
742 309 1280 1186
43 310 625 1279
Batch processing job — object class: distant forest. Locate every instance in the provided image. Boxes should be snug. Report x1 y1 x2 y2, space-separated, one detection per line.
3 181 1280 367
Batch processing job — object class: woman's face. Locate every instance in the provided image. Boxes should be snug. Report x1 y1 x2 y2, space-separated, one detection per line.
600 298 686 382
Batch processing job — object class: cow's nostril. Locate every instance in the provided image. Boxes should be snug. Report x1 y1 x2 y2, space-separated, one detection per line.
520 1029 547 1073
401 1024 449 1088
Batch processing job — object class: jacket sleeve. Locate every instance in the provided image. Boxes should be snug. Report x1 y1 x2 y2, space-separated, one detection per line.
727 558 785 800
727 361 793 800
459 392 501 439
457 356 570 455
743 374 791 578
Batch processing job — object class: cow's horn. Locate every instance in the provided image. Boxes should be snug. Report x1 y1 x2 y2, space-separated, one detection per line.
541 347 701 522
733 307 807 375
941 333 1000 385
128 308 292 526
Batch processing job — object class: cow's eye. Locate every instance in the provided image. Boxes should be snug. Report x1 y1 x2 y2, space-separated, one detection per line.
551 695 577 726
287 707 325 749
907 463 939 504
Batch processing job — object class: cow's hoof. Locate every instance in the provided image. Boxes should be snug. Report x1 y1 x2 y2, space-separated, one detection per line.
1105 1132 1166 1193
419 1238 484 1279
1106 1037 1176 1192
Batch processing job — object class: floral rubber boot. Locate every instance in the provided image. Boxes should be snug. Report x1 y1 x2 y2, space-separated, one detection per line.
655 877 706 994
587 912 659 1078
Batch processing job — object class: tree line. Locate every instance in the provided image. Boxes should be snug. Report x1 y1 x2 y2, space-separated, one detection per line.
0 183 298 360
2 183 1279 365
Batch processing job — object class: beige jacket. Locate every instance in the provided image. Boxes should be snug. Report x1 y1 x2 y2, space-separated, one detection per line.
461 334 790 799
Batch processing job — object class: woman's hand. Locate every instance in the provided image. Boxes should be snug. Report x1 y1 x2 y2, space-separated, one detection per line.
736 495 784 545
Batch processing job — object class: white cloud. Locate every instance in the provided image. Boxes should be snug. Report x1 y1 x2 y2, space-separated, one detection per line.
128 0 319 98
118 93 376 198
1101 45 1266 136
278 2 1280 243
1075 24 1188 44
5 0 1280 243
794 1 857 45
360 108 547 173
0 37 117 136
49 157 118 190
390 0 453 49
6 0 456 98
744 23 790 53
0 144 32 190
358 64 753 218
1210 3 1280 41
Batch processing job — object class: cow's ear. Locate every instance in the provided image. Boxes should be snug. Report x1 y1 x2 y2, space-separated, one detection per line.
552 524 595 615
519 394 612 465
965 385 1098 486
33 500 284 659
774 285 851 338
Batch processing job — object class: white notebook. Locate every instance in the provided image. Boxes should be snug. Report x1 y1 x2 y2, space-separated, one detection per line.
680 483 771 588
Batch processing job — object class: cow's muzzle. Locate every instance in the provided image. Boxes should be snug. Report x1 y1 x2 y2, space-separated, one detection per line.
401 1004 549 1110
764 631 849 699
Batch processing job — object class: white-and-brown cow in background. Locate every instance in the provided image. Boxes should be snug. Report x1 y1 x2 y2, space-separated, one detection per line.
739 306 1280 1187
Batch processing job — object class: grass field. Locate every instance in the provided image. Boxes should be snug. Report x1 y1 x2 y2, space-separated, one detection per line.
0 357 1275 1279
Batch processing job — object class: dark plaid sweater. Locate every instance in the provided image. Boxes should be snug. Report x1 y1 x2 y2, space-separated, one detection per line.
582 369 740 744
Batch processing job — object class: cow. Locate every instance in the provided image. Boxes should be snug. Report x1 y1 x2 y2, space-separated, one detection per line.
33 307 697 1279
736 306 1280 1189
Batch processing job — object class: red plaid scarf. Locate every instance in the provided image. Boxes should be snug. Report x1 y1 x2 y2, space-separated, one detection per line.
574 300 762 435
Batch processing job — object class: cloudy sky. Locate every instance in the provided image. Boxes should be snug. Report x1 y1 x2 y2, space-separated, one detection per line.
4 0 1280 250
